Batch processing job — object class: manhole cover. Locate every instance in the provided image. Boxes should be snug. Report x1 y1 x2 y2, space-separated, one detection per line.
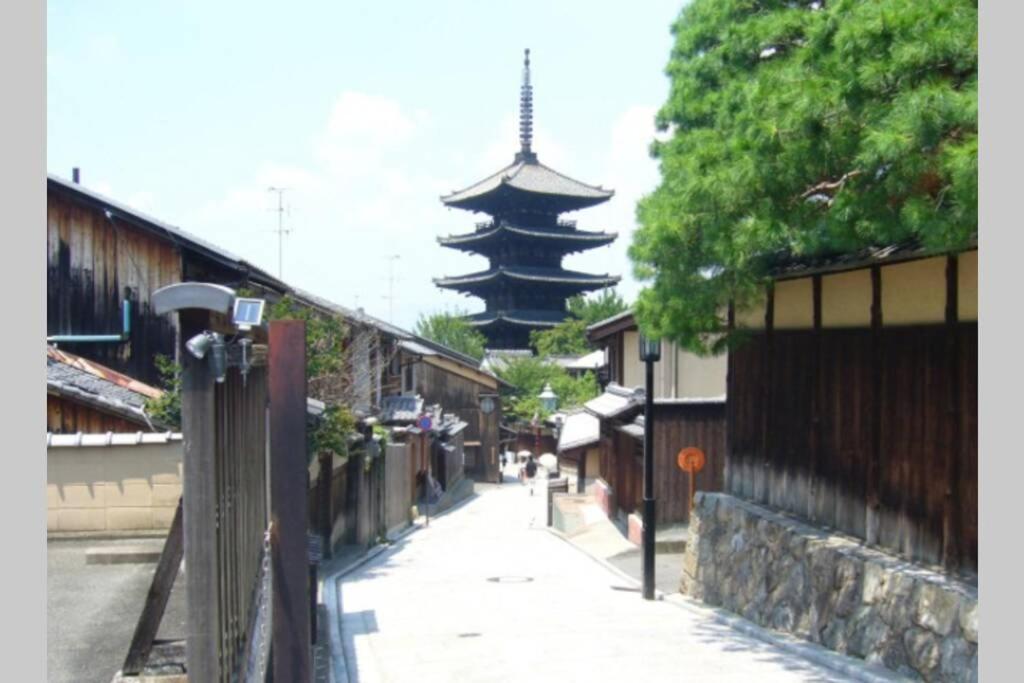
486 576 534 583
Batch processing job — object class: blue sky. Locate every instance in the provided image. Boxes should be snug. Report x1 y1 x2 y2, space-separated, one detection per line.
47 0 685 329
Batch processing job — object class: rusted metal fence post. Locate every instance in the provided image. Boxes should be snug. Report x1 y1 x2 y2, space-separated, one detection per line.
269 320 311 682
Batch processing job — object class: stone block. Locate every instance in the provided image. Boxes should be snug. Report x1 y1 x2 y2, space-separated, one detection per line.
938 636 971 681
833 555 863 617
904 627 941 679
152 483 182 508
846 605 890 659
153 506 178 529
104 481 153 508
107 507 154 530
861 560 888 605
914 580 961 637
958 600 977 644
822 618 849 654
58 508 106 531
56 482 104 509
47 509 59 531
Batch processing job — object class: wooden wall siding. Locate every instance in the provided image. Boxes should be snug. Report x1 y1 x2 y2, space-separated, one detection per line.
47 192 181 386
958 325 978 573
415 361 501 481
47 394 148 433
727 323 977 573
652 403 726 524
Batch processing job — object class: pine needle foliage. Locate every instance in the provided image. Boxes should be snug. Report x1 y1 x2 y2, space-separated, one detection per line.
415 309 488 361
631 0 977 353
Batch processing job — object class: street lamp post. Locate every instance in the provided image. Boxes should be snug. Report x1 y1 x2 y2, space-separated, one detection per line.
638 333 661 600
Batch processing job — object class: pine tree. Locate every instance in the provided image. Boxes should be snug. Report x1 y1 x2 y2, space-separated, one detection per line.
631 0 977 353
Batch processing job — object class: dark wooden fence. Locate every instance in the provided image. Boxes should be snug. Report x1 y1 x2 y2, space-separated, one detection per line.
727 323 977 576
653 402 726 524
598 403 726 525
329 442 414 549
179 309 274 682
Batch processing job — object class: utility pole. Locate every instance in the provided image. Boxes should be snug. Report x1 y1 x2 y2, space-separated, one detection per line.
383 254 400 323
267 187 291 279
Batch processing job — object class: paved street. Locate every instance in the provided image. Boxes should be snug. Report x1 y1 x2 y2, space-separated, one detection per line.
328 475 865 683
47 538 187 683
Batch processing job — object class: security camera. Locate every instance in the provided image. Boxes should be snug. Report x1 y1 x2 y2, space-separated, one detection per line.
186 331 227 383
186 331 220 359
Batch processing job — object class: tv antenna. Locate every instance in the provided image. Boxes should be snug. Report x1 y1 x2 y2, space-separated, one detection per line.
267 187 292 278
382 254 401 323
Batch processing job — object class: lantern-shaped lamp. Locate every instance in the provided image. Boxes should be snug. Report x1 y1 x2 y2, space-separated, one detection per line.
538 382 558 413
638 333 661 362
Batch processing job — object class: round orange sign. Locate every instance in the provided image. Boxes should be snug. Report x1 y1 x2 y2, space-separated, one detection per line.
677 447 706 474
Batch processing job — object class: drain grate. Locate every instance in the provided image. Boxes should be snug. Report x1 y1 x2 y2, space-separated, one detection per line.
457 632 482 638
486 576 534 584
610 585 641 592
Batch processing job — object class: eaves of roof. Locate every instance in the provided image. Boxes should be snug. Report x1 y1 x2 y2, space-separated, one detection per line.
586 309 636 342
47 174 288 293
436 267 620 289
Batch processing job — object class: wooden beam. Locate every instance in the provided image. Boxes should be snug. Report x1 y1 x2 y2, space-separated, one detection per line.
180 308 221 682
809 275 822 522
943 254 961 569
269 320 312 683
759 284 774 505
122 498 184 676
725 300 735 494
866 266 883 546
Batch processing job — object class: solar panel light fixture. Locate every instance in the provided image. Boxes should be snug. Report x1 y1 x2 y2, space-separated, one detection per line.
232 297 265 331
186 331 228 383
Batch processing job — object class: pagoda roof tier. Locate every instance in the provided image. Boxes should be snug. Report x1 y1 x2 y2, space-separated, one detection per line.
434 266 620 293
440 158 613 215
438 222 617 254
466 309 569 329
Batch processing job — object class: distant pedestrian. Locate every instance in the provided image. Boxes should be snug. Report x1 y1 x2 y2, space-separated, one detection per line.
524 455 538 496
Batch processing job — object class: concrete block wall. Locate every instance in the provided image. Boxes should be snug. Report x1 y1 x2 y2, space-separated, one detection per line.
47 441 183 532
681 492 977 682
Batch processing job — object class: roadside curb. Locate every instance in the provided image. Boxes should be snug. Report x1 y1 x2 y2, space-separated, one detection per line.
544 527 909 683
320 483 480 683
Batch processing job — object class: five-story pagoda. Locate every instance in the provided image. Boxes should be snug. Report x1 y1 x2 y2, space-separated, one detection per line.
435 49 620 349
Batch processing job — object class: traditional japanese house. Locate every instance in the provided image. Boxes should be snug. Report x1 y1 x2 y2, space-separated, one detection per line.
582 312 728 526
435 50 619 349
726 238 978 575
47 172 288 386
292 290 507 483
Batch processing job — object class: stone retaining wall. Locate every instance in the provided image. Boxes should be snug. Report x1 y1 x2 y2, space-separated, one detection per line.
681 493 977 682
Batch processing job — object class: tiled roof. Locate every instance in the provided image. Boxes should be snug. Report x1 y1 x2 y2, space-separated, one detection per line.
767 234 977 280
441 159 613 209
436 267 619 289
47 346 163 428
557 410 600 452
466 309 568 328
48 175 287 293
584 383 644 420
439 223 617 250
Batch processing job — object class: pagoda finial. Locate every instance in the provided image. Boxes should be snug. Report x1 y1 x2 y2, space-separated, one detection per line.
517 48 536 162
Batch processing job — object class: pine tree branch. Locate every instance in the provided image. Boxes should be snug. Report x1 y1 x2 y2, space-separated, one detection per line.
799 170 862 199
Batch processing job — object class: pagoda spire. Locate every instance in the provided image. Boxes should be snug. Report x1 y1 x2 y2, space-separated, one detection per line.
517 48 536 162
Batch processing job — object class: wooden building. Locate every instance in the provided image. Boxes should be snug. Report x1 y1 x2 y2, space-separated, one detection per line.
583 313 728 526
728 239 978 576
435 50 619 349
47 173 287 386
293 290 507 483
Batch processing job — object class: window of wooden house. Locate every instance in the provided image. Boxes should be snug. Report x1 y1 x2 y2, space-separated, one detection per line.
403 363 415 394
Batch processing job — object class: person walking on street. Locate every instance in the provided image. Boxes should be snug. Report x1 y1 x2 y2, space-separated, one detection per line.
524 455 538 496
